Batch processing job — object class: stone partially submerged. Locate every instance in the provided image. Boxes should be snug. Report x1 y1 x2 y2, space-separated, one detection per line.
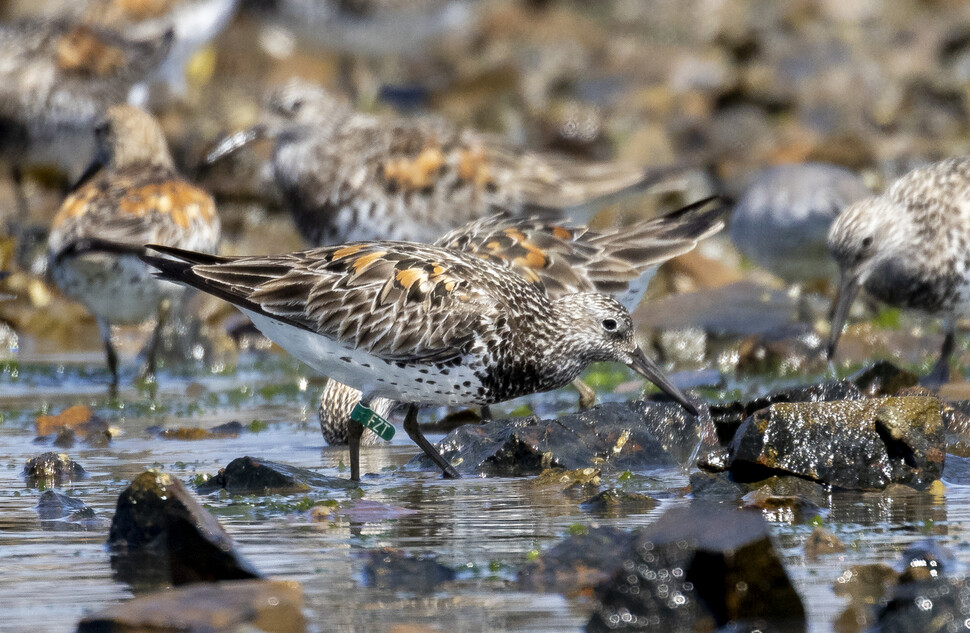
37 490 108 531
587 503 805 632
517 526 638 596
23 452 86 487
363 548 456 593
108 471 261 586
728 396 944 490
76 579 305 633
408 401 705 476
708 361 918 446
196 456 356 494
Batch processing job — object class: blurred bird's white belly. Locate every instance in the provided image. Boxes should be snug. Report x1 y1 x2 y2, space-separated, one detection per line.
53 254 179 324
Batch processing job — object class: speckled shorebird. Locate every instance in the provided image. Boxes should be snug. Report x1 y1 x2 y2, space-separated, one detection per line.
0 17 172 180
318 196 728 446
75 0 240 101
730 162 870 285
47 105 221 389
205 79 685 246
828 157 970 386
141 235 701 481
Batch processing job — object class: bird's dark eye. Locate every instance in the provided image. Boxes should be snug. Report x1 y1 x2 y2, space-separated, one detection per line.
861 236 873 249
289 98 305 113
602 318 618 332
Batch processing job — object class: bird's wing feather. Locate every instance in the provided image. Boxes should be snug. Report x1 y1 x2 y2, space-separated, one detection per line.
48 165 219 255
435 196 728 299
144 242 524 364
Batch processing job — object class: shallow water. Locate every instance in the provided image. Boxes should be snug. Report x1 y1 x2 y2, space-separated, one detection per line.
1 351 968 633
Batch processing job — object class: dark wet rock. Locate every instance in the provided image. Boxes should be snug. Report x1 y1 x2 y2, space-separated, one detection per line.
728 397 945 490
37 490 107 531
833 564 899 607
874 577 970 633
579 489 658 517
708 362 917 447
76 579 306 633
940 399 970 456
197 456 356 494
363 548 455 593
804 526 846 561
587 503 805 633
741 487 821 524
943 399 970 434
689 470 744 499
709 379 864 446
23 452 86 487
108 471 261 587
517 526 637 596
867 540 962 632
37 489 86 519
53 427 76 448
896 539 955 584
147 420 244 440
409 401 704 476
851 362 919 397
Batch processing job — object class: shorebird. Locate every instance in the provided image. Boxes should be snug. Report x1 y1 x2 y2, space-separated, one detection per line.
0 17 173 180
205 79 686 247
75 0 240 101
828 156 970 386
47 105 221 390
141 235 702 481
730 162 870 286
318 196 727 446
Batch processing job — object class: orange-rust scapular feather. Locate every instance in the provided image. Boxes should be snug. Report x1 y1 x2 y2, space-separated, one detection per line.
395 267 427 290
351 251 387 272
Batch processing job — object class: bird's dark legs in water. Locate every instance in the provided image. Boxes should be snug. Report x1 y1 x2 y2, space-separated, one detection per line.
347 413 365 482
140 298 171 383
480 405 492 421
97 317 119 396
924 318 956 388
572 378 596 409
403 403 460 479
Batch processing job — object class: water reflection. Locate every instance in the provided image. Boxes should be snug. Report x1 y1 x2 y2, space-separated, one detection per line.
1 356 969 633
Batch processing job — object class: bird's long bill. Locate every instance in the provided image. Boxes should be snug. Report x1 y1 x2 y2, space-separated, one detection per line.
827 272 862 360
627 346 699 416
204 124 267 165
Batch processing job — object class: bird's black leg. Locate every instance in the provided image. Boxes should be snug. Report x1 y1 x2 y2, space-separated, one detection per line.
141 298 171 383
924 319 956 388
480 405 492 421
98 317 119 395
403 403 460 479
347 411 365 482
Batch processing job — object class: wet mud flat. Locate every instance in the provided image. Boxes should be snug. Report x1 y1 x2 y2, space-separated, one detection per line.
2 353 970 633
